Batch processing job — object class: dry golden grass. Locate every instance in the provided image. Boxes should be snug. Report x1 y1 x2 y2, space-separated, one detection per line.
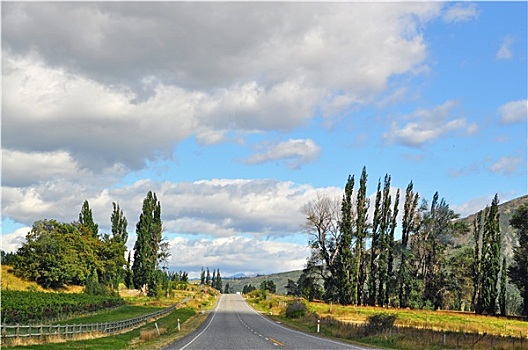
248 294 528 338
1 264 83 293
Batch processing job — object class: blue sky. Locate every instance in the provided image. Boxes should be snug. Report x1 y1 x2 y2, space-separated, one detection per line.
2 2 526 277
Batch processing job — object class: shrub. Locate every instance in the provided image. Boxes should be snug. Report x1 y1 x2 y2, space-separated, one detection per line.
366 313 397 335
286 300 307 318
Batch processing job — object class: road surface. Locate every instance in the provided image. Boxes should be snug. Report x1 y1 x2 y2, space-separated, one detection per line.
165 294 378 350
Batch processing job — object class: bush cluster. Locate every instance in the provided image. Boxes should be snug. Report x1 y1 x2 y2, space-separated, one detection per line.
285 300 307 318
365 313 397 334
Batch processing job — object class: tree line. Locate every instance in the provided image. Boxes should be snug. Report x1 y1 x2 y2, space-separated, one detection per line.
288 167 527 316
8 191 182 298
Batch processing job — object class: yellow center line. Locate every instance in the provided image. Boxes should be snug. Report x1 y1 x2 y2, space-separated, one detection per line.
269 337 285 347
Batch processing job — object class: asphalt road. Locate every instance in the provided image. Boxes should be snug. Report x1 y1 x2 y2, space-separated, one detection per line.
165 294 378 350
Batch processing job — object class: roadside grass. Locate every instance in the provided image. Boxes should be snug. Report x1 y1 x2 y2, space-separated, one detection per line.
246 293 528 350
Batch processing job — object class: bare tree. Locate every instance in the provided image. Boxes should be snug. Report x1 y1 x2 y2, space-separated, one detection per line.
302 194 342 301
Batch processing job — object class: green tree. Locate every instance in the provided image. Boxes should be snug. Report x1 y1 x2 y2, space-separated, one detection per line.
508 203 528 316
398 181 419 308
111 202 128 243
368 179 383 306
298 268 323 301
472 210 484 313
499 257 507 316
109 202 128 287
214 269 222 291
336 175 355 305
13 220 97 288
132 191 163 296
354 166 369 305
79 200 99 238
411 193 462 310
200 267 205 285
285 279 300 296
368 174 398 307
206 268 211 285
480 194 501 315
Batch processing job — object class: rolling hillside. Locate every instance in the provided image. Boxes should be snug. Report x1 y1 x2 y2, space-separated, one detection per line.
454 194 528 260
224 270 303 294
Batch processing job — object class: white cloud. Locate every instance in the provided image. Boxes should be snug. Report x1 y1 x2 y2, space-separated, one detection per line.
442 3 479 23
498 99 527 123
2 2 443 174
488 156 523 175
1 178 342 240
2 149 92 187
452 195 495 218
165 236 310 277
243 139 321 169
496 36 514 60
0 227 31 253
383 100 475 147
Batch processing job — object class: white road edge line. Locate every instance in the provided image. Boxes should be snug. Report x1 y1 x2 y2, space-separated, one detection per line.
178 294 223 350
242 296 367 350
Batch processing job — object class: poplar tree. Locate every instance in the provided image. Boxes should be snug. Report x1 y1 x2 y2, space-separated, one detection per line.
508 203 528 316
79 200 98 237
354 167 369 305
110 202 128 287
336 175 355 305
398 181 419 308
499 257 507 316
132 191 162 296
472 210 484 313
215 269 223 291
368 179 382 306
111 202 128 243
481 194 501 315
200 267 205 285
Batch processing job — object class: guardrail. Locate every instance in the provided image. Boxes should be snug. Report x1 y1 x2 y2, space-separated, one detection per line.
1 299 187 341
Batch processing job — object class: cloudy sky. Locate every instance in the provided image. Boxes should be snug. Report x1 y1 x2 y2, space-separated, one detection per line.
2 2 526 278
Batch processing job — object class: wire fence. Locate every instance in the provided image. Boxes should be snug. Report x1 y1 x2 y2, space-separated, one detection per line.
1 302 180 341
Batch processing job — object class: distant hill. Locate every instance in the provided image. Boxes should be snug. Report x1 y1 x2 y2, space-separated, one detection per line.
454 194 528 261
224 270 303 294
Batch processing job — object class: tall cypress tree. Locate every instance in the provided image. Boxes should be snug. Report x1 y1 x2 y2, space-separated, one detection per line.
368 179 382 306
111 202 128 243
215 269 223 291
398 181 419 308
79 200 98 238
499 257 507 316
200 267 205 285
481 194 501 315
385 188 399 307
472 210 484 314
336 175 355 305
132 191 162 296
354 167 369 305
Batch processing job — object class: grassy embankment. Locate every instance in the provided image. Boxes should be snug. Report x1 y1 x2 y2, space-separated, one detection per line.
246 291 528 350
1 265 219 349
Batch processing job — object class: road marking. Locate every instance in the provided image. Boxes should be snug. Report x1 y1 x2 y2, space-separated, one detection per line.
269 337 284 347
178 294 223 350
